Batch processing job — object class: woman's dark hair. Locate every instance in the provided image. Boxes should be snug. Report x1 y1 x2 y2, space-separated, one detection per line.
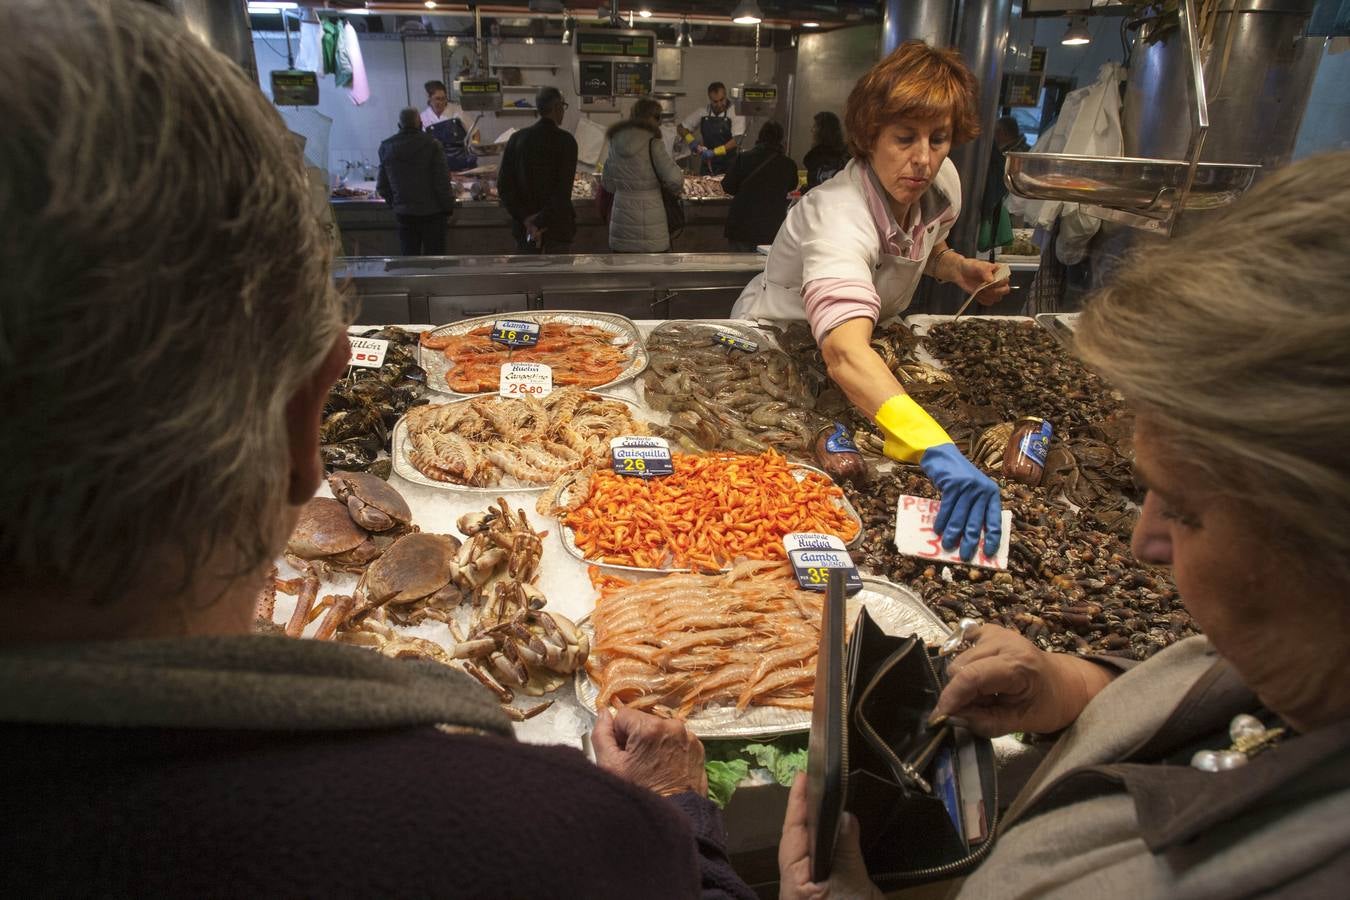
424 80 447 96
757 120 784 150
812 111 845 151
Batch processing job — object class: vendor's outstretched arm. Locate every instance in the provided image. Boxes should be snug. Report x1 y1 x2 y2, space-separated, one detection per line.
821 318 1002 561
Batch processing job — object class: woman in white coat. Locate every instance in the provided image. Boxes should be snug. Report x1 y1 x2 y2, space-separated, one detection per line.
602 98 684 253
733 41 1010 561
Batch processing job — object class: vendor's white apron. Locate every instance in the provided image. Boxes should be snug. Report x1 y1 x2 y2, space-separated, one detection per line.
730 252 925 327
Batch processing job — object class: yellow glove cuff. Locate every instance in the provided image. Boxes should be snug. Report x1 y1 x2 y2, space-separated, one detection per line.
684 133 696 144
874 394 952 464
714 145 727 157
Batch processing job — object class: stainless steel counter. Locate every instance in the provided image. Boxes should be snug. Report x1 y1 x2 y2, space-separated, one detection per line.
332 197 733 257
337 252 764 324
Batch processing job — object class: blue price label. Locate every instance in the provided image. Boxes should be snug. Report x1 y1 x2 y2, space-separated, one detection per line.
783 533 862 594
712 329 759 353
824 423 859 454
490 319 541 347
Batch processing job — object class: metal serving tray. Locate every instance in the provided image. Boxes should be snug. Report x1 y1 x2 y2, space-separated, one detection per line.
418 310 649 397
573 575 949 738
555 459 864 572
1034 313 1081 350
390 392 648 493
1005 152 1259 214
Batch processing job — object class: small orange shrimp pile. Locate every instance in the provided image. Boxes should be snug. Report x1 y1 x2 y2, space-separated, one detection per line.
421 324 631 393
586 561 823 717
563 450 859 570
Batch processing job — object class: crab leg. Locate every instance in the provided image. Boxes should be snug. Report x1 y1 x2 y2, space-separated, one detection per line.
502 700 554 722
461 661 514 703
285 574 320 638
313 594 356 641
255 566 278 622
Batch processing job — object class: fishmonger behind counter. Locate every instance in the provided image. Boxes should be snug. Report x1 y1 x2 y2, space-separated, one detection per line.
734 41 1010 561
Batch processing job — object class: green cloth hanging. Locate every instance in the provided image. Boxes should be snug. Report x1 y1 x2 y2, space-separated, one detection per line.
978 201 1015 252
321 19 339 76
333 19 353 88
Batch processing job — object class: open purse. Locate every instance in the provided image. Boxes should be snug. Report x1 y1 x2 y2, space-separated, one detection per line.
808 571 999 888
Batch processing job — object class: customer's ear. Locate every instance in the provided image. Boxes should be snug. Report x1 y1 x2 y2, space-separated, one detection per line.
285 333 350 505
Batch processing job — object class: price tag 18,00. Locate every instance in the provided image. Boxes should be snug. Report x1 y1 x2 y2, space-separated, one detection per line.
893 494 1012 570
490 319 541 347
712 329 759 353
499 362 553 398
610 435 674 478
783 532 863 594
348 336 389 369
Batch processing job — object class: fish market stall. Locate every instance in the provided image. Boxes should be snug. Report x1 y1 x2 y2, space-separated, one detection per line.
331 174 735 257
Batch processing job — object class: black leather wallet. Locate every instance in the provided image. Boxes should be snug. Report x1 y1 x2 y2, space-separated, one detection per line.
808 571 999 888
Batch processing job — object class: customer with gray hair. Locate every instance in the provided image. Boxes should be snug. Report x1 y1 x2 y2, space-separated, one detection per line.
498 85 579 253
779 152 1350 898
377 105 455 255
0 3 755 897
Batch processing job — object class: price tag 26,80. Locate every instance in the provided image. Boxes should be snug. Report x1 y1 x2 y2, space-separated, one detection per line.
499 362 553 398
784 532 863 594
348 336 389 369
712 329 759 353
893 494 1012 570
490 319 541 348
610 435 674 478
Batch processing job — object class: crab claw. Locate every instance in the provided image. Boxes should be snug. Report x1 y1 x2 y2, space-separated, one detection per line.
457 510 497 536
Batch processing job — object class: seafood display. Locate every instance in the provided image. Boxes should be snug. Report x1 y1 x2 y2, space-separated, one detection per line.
682 174 727 200
556 450 861 570
398 387 646 488
572 173 596 200
420 321 638 394
323 326 429 476
586 562 823 717
641 321 830 461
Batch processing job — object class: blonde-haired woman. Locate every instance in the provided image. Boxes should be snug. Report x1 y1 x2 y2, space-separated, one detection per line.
779 152 1350 897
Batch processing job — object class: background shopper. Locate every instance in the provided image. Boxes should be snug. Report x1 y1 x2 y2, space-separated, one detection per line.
376 107 454 255
722 120 798 252
603 97 685 253
499 86 578 253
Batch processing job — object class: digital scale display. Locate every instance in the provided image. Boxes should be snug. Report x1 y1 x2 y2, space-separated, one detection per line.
270 69 319 106
456 78 503 111
575 30 654 59
737 83 778 115
613 62 653 98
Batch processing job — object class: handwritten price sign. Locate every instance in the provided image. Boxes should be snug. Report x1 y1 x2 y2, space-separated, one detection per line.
348 337 389 369
783 532 863 594
892 494 1012 571
490 319 541 347
499 362 553 398
610 436 674 478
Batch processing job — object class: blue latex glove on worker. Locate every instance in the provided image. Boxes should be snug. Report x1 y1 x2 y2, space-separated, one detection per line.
701 147 717 160
874 394 1002 561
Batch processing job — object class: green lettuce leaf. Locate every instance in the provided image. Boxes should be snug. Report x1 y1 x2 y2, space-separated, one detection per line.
705 758 751 808
743 739 810 786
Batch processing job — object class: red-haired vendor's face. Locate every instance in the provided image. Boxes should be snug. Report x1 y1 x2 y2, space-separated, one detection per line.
870 114 952 207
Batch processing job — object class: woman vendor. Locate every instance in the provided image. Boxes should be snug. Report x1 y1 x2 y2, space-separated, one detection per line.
733 41 1010 562
778 152 1350 897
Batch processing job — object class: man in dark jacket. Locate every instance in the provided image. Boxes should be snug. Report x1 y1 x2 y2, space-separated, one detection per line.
498 86 578 253
722 120 798 252
376 107 454 255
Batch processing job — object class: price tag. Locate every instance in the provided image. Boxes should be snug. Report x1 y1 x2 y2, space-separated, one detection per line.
348 337 389 369
712 329 759 353
784 532 863 594
490 319 541 347
823 422 859 453
610 435 674 478
893 494 1012 571
499 362 553 398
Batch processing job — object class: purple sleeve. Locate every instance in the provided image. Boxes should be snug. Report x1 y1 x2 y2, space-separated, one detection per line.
665 792 759 900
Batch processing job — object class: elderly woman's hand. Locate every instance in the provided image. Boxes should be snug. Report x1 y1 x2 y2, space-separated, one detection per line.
933 624 1117 736
593 707 708 798
778 772 883 900
950 255 1011 304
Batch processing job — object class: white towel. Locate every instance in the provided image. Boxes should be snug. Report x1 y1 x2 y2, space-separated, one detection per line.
342 22 369 106
295 20 323 74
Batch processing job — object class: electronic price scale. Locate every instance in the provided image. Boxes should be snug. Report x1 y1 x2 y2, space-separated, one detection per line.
270 69 319 106
736 83 778 116
455 78 504 112
573 29 654 99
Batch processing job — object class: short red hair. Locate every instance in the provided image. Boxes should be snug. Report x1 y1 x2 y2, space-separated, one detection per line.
844 40 979 159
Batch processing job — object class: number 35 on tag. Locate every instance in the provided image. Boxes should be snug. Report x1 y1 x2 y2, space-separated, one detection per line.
499 362 553 398
783 533 863 594
893 494 1012 571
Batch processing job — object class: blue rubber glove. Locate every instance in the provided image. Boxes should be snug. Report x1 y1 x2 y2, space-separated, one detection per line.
701 147 716 160
920 443 1003 562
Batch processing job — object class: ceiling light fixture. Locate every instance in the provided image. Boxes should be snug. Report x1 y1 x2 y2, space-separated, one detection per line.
731 0 763 26
675 15 692 49
1061 16 1091 46
246 2 297 11
638 9 652 18
802 22 820 29
424 0 437 8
